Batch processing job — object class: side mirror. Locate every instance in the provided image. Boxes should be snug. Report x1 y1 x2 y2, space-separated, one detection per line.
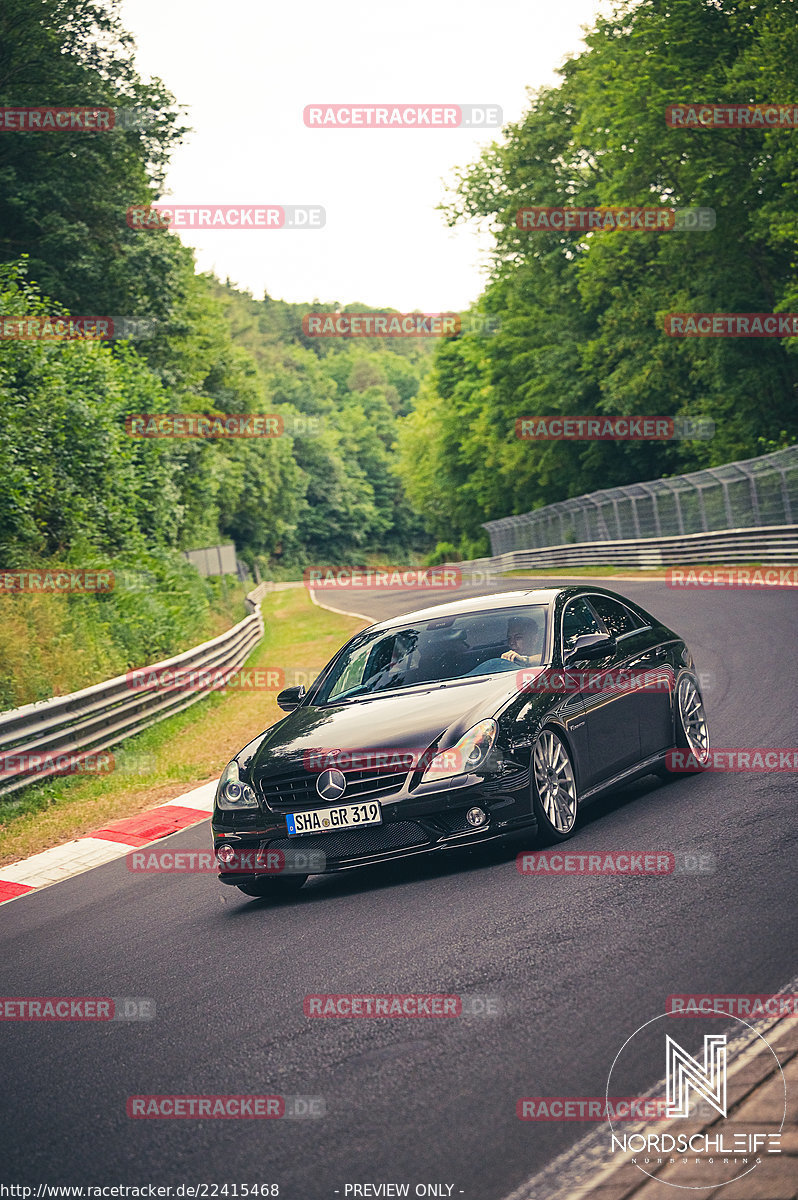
276 684 306 712
564 633 615 662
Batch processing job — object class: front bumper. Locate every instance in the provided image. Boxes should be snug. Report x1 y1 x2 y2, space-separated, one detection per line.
212 775 534 883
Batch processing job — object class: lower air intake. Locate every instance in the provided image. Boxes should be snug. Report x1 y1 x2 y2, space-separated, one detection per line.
268 821 429 860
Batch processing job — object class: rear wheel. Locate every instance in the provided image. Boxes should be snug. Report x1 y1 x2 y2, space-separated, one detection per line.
661 673 710 775
532 728 579 843
236 874 308 898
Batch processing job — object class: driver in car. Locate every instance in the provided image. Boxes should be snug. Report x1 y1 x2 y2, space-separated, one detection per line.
466 615 542 674
501 615 542 665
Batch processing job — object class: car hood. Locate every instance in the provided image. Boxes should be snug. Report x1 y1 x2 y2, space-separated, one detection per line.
250 672 535 772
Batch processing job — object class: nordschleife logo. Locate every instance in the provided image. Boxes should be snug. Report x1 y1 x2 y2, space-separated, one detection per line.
605 1011 785 1190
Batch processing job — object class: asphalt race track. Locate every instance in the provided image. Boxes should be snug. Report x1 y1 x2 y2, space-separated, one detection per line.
2 578 797 1199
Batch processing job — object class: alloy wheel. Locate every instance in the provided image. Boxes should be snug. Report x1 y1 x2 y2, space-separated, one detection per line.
678 676 710 764
533 729 578 834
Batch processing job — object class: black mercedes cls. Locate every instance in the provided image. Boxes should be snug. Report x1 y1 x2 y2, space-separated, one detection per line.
212 587 710 897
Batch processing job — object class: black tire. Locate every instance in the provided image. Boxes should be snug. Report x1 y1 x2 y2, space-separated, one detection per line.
531 726 580 844
236 874 308 898
660 672 710 777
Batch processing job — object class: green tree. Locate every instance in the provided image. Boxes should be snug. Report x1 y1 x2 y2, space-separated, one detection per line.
0 0 190 319
399 0 798 548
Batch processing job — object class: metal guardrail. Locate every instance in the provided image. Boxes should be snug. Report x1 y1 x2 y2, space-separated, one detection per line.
454 524 798 575
0 582 273 799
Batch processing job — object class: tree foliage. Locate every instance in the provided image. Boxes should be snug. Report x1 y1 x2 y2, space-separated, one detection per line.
398 0 798 551
0 1 433 569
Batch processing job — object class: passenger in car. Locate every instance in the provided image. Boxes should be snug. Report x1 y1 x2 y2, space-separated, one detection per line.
363 630 419 690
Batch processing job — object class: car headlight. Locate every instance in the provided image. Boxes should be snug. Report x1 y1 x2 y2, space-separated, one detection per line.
216 760 258 809
422 719 498 783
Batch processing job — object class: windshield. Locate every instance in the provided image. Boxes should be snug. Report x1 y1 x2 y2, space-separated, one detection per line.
314 605 549 705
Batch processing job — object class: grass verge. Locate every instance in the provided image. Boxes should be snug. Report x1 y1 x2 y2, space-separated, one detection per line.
0 588 366 867
0 550 249 710
500 561 788 579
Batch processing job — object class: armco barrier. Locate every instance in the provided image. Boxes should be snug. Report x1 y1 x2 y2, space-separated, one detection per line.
452 524 798 575
0 582 275 799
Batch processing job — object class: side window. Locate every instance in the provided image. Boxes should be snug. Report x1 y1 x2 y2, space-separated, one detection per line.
561 598 600 655
588 595 644 638
327 643 372 700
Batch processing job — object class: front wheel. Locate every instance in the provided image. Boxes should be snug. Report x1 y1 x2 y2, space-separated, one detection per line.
532 727 579 843
236 874 308 898
661 673 710 776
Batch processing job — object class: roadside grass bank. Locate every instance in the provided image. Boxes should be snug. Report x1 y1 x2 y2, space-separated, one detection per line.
500 561 791 579
0 548 249 711
0 588 366 866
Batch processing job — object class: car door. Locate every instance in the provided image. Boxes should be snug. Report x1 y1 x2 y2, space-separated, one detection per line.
561 595 642 788
586 593 674 760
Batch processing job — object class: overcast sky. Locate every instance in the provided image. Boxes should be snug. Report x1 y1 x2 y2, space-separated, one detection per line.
120 0 608 311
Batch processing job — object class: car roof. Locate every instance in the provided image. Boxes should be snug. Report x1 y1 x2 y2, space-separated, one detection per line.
366 589 563 633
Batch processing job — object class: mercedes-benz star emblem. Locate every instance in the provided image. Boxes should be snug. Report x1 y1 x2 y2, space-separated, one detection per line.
316 768 347 802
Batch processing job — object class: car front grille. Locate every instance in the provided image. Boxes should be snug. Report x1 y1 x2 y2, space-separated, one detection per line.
267 821 429 860
257 766 409 812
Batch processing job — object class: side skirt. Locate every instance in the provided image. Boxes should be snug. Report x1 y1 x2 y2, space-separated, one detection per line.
578 750 670 806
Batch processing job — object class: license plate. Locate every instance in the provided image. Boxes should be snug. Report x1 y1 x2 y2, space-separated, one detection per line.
286 800 382 836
